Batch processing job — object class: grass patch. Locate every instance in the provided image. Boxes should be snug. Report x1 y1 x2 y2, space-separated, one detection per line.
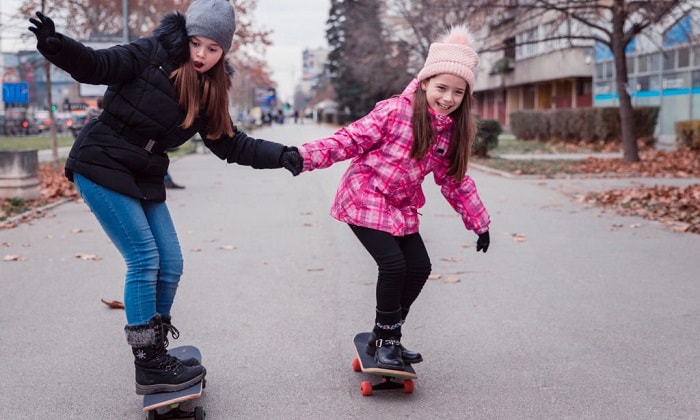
473 157 581 177
0 197 31 220
492 133 609 155
0 134 75 151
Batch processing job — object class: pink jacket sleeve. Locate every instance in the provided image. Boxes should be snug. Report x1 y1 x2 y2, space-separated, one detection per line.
298 100 394 171
433 167 491 234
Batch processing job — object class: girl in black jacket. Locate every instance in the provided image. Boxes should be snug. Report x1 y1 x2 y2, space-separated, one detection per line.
29 0 303 395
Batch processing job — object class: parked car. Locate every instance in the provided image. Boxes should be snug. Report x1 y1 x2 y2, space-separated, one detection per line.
2 108 39 136
33 110 51 133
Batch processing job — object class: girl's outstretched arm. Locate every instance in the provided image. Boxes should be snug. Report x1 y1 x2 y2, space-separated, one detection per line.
298 99 399 172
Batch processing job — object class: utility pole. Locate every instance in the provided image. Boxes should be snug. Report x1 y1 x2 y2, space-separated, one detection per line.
41 0 59 168
123 0 129 43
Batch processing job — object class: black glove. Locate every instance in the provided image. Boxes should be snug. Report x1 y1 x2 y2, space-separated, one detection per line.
476 231 490 253
28 11 61 54
280 146 303 176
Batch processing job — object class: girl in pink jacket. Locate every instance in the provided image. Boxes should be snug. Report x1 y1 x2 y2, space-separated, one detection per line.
298 25 491 370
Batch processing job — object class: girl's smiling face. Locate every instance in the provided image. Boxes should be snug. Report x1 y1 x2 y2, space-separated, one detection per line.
189 36 224 73
420 74 468 116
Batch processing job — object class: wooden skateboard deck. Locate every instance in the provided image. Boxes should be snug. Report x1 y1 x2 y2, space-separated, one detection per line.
352 332 416 396
142 345 205 419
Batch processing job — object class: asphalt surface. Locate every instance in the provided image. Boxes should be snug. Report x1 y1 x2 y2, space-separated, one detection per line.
2 121 699 419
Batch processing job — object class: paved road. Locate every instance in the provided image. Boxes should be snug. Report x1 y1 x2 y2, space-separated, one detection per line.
2 121 699 419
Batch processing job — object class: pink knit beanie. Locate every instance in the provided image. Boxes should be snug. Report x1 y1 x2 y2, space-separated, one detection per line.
417 25 479 93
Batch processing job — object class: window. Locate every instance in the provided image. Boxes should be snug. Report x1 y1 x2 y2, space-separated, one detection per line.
663 50 676 71
678 46 690 68
638 54 648 73
649 53 661 72
692 70 700 88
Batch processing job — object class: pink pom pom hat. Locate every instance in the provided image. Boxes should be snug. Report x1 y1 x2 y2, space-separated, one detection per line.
417 25 479 93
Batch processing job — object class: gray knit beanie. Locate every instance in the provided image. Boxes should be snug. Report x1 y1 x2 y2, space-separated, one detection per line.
185 0 236 52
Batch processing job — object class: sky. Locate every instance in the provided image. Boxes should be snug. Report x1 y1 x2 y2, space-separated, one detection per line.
1 0 331 103
253 0 330 102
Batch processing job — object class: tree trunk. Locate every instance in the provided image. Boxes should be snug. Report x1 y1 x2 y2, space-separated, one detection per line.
611 1 640 162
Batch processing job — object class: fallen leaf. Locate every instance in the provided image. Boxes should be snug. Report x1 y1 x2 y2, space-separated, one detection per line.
220 245 236 250
428 274 442 280
443 277 461 283
3 254 26 261
75 253 102 261
101 299 125 309
512 233 527 242
440 257 460 262
71 228 84 234
190 247 203 252
307 267 325 272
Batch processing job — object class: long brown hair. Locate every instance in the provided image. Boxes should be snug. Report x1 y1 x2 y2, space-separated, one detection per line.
411 84 476 181
171 56 233 139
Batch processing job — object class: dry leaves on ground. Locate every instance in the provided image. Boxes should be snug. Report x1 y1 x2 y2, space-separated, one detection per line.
584 184 700 234
576 148 700 234
574 148 700 178
1 163 79 228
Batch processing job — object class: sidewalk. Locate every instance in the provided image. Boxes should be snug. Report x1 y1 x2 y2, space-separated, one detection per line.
2 121 699 419
495 152 622 160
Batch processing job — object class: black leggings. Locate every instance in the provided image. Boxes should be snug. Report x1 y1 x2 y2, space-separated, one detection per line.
349 225 432 316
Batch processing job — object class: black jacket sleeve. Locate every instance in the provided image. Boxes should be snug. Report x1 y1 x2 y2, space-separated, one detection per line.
203 128 285 169
38 32 153 86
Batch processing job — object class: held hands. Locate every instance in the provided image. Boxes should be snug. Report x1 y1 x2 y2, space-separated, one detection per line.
280 146 303 176
476 231 490 253
28 11 61 54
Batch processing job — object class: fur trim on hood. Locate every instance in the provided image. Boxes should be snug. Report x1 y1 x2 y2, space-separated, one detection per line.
153 11 235 75
153 12 190 65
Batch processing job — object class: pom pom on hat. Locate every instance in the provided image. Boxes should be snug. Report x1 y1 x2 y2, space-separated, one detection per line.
186 0 236 53
417 25 479 93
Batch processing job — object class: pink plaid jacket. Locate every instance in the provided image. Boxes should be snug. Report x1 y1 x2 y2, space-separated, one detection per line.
298 79 490 236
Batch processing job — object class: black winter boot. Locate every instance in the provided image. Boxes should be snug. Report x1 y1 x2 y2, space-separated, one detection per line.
367 327 423 364
366 309 404 370
161 315 200 367
125 314 206 395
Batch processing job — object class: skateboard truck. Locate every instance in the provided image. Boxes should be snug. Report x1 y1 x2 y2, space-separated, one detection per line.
147 405 205 420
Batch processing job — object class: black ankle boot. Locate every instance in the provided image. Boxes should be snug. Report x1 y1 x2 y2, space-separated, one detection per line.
368 309 404 370
161 315 200 366
374 337 404 370
367 330 423 364
125 314 206 395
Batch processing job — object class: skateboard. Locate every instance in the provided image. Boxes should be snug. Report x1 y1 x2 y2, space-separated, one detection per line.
142 345 206 420
352 332 417 396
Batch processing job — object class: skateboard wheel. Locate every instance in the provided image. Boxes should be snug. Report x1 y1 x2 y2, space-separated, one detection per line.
194 406 205 420
360 381 373 396
402 379 415 394
352 358 361 372
146 410 156 420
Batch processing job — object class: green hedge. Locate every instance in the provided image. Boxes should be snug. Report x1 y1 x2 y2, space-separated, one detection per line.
473 119 502 157
675 120 700 150
510 107 659 144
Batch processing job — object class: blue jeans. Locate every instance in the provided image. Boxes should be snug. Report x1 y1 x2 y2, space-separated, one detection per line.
74 173 183 325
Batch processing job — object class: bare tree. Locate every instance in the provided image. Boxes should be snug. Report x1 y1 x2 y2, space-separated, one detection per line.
386 0 482 71
483 0 687 162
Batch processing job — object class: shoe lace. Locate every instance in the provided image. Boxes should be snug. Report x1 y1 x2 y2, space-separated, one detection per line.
162 323 180 349
162 354 183 374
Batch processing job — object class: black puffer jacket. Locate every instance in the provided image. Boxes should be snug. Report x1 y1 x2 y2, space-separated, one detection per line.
37 12 286 201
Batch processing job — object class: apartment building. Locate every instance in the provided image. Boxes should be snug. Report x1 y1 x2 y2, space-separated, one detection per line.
471 5 594 128
472 2 698 138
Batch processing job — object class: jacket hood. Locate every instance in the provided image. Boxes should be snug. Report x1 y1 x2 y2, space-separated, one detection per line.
153 12 190 65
